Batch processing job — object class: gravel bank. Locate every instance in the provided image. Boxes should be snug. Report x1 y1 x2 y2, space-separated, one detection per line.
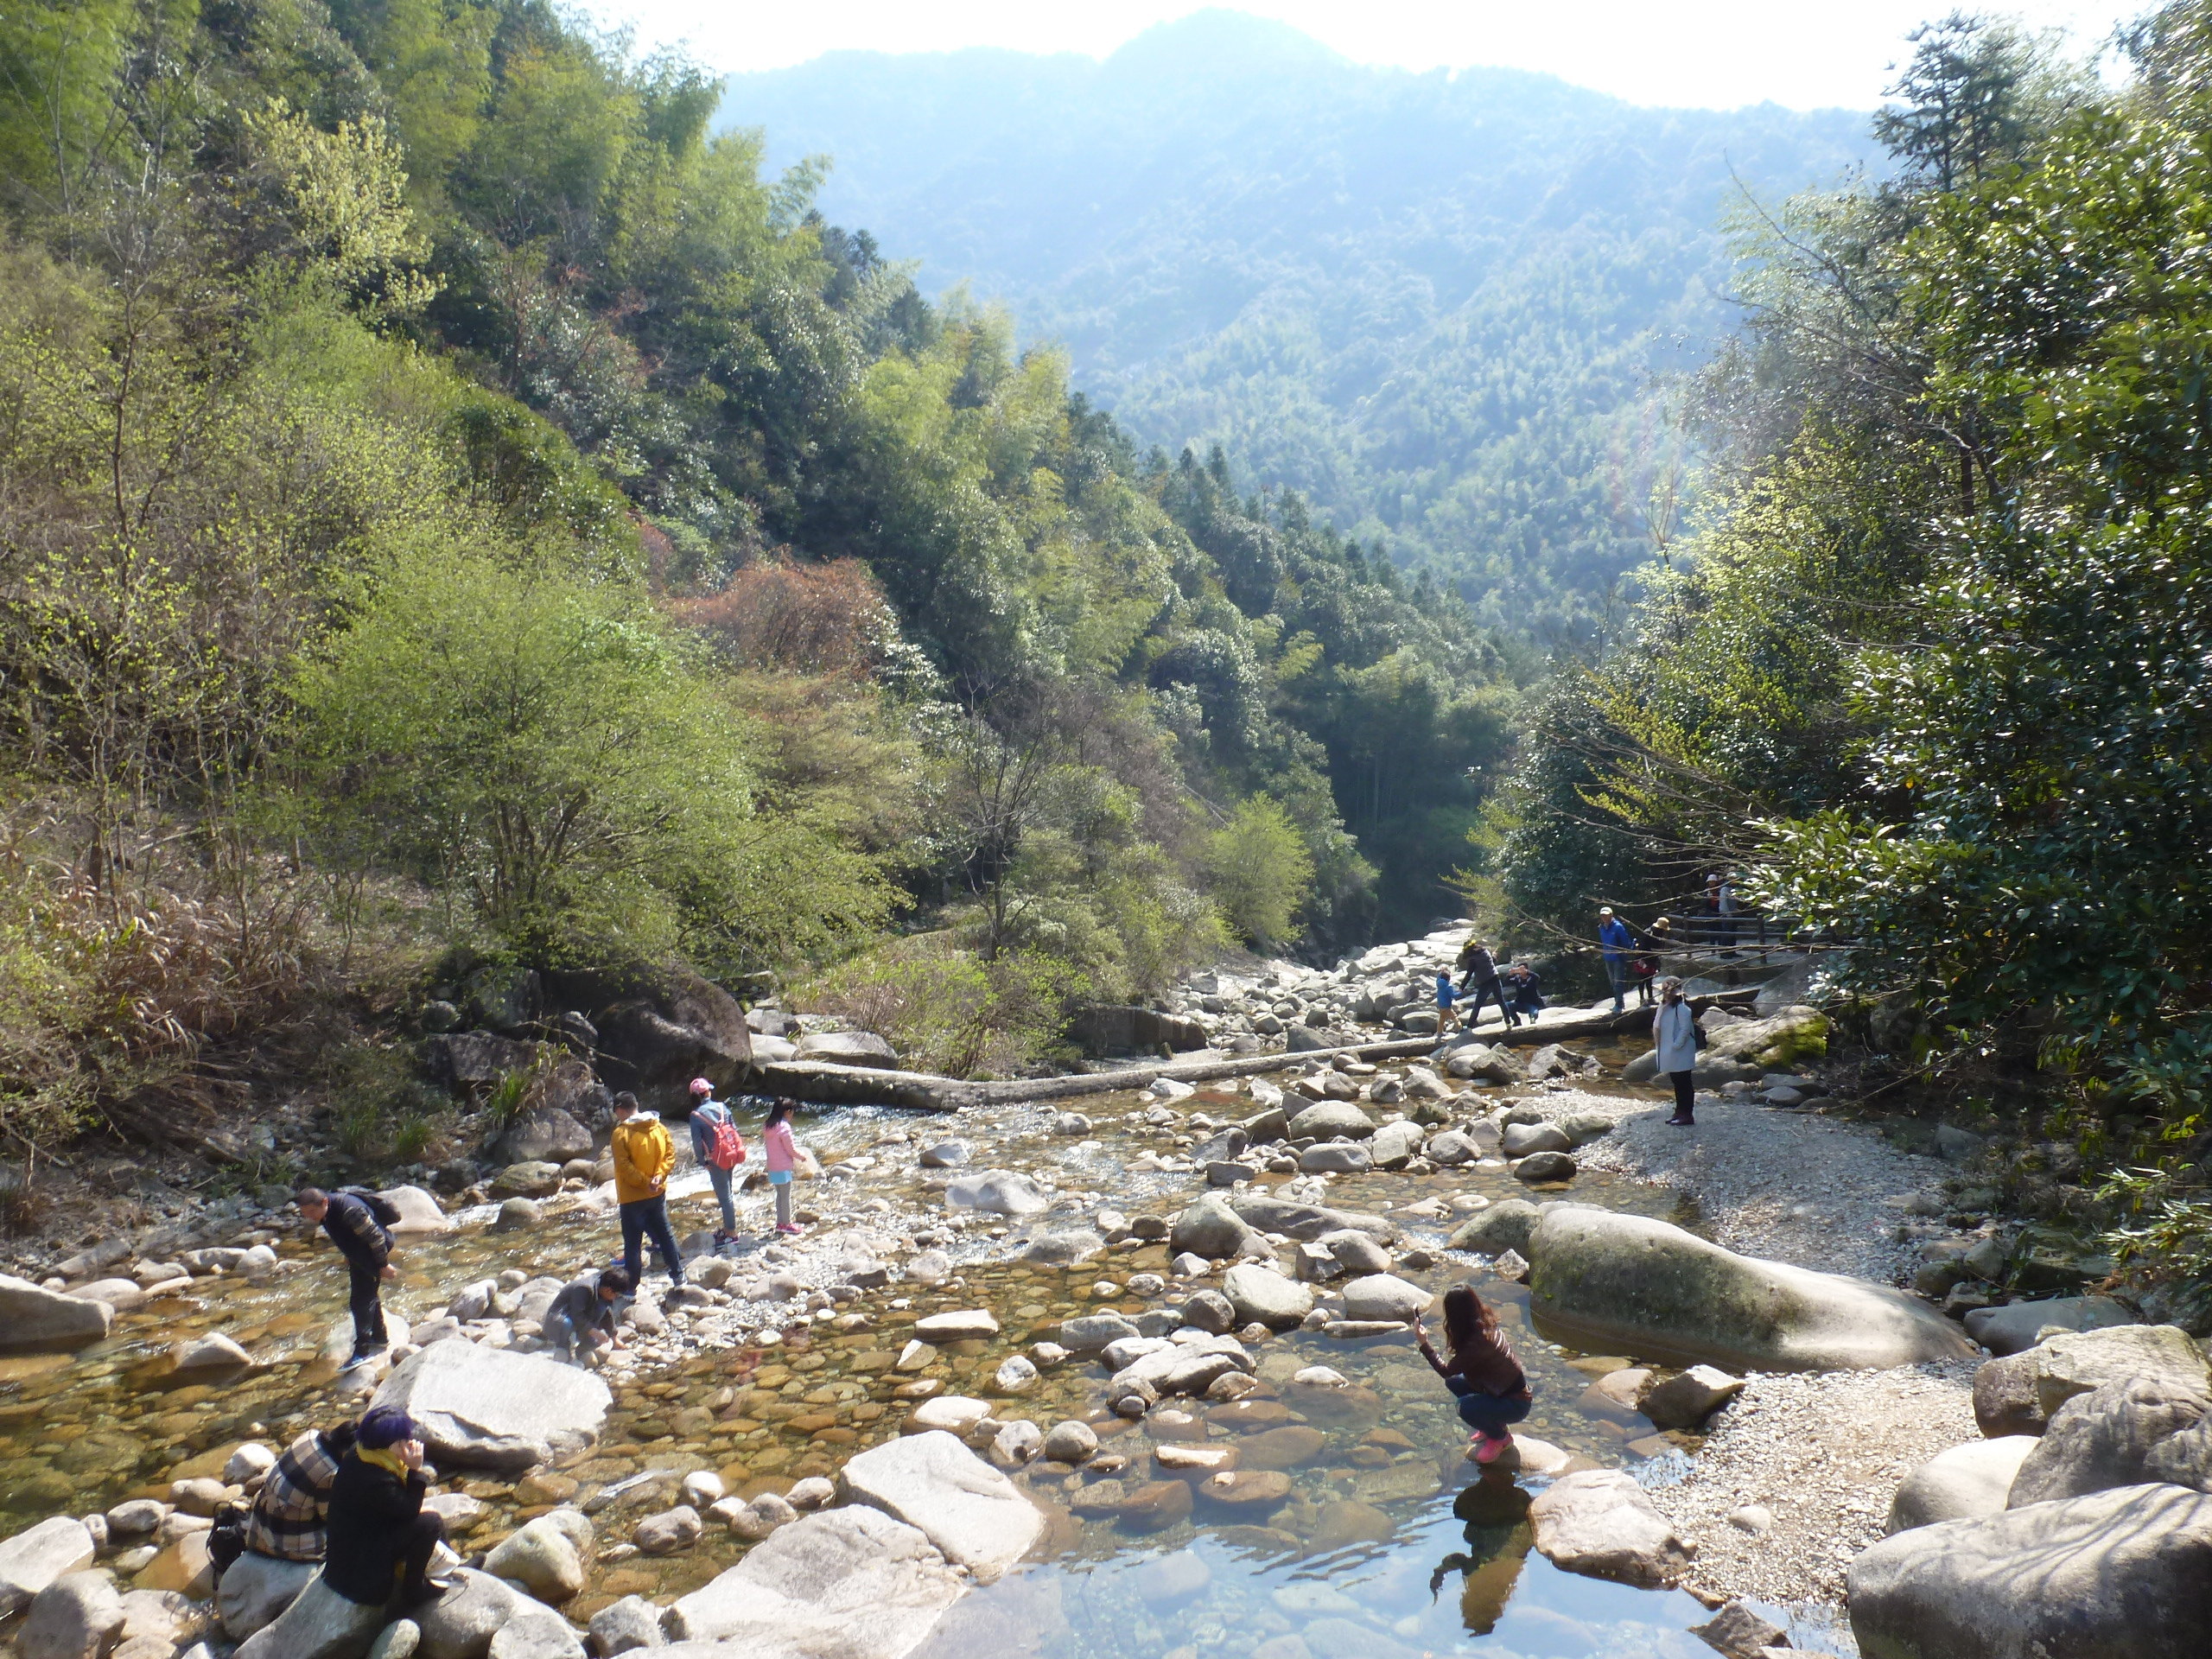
1536 1089 1951 1284
1642 1360 1980 1617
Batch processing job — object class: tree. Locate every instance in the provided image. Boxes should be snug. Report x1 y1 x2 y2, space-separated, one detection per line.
1203 795 1314 950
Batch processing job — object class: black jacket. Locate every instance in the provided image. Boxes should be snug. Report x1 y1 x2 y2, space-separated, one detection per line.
321 1192 391 1275
321 1448 428 1605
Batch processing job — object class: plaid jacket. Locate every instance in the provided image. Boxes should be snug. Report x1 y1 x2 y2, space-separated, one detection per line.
242 1428 345 1560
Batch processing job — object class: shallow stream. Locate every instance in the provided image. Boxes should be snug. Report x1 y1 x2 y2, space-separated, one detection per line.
0 1081 1859 1657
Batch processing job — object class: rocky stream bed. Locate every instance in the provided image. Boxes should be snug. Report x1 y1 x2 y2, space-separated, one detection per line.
3 928 2209 1659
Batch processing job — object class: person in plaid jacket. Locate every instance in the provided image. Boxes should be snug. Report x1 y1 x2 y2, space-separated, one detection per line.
224 1421 357 1569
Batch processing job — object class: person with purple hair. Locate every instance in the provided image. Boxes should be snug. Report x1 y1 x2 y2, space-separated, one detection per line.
323 1405 448 1609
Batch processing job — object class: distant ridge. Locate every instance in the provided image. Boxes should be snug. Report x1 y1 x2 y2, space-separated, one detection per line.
722 10 1876 630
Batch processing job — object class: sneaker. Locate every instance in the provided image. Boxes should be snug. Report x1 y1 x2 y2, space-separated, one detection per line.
339 1350 380 1374
1664 1115 1695 1128
776 1223 804 1236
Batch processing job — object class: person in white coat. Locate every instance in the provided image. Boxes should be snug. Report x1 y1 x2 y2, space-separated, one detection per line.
1653 976 1700 1127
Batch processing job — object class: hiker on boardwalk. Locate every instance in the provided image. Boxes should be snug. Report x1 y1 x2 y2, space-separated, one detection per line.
610 1092 687 1289
1416 1285 1532 1465
1655 975 1700 1127
323 1406 447 1611
1453 935 1516 1030
295 1187 397 1371
1499 957 1545 1021
687 1077 747 1246
1599 906 1635 1013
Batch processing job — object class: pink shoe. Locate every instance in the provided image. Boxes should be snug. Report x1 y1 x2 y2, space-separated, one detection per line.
1473 1433 1513 1465
776 1223 804 1236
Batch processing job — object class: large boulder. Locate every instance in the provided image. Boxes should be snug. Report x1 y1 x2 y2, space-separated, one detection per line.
1067 1005 1209 1055
21 1571 124 1659
1368 1121 1426 1169
547 964 752 1110
425 1030 533 1089
0 1518 96 1616
1972 1324 2212 1437
493 1105 593 1168
1528 1207 1976 1372
371 1342 610 1472
415 1568 519 1659
795 1031 901 1070
1287 1102 1376 1141
1446 1199 1541 1257
2005 1377 2209 1507
0 1277 113 1355
232 1572 388 1659
1339 1274 1434 1323
375 1185 454 1237
1702 1006 1828 1068
666 1506 963 1657
1230 1194 1393 1243
218 1551 319 1638
1529 1469 1694 1588
1169 1193 1257 1258
488 1599 587 1657
1885 1438 2037 1534
1963 1296 2134 1357
480 1510 593 1604
941 1171 1046 1217
834 1431 1042 1582
1847 1482 2212 1659
1222 1265 1314 1330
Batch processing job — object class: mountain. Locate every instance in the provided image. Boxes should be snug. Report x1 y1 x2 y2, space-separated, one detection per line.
721 10 1878 633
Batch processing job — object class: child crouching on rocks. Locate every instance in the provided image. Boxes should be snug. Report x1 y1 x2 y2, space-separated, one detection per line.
542 1264 631 1365
1416 1285 1532 1465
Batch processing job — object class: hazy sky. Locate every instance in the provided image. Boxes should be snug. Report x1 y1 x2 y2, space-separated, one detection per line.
573 2 2145 110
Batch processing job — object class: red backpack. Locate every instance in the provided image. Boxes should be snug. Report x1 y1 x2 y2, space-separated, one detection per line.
701 1109 747 1172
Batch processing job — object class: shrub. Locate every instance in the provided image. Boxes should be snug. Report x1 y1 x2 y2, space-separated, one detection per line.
1201 795 1315 950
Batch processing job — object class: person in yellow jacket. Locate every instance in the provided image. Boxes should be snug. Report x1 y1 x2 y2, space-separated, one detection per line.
609 1092 686 1289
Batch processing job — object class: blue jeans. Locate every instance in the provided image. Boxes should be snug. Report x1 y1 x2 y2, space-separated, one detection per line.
620 1196 685 1287
705 1164 737 1233
1456 1391 1533 1438
1460 980 1514 1028
1605 958 1627 1011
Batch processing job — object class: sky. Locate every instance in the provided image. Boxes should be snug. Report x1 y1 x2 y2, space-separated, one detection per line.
571 1 2146 110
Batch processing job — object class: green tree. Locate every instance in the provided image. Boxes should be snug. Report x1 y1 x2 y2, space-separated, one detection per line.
1203 796 1314 950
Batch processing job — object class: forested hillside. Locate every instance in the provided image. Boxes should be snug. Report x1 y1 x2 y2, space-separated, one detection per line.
722 10 1876 633
1494 7 2212 1325
0 0 1524 1166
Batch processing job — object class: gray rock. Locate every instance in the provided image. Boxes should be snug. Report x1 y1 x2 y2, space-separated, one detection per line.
1042 1421 1098 1465
1622 1049 1661 1084
232 1572 388 1659
1502 1120 1573 1157
1221 1264 1314 1331
1339 1274 1433 1322
588 1595 667 1653
0 1518 97 1617
1528 1207 1978 1372
1847 1482 2212 1659
942 1170 1046 1217
1286 1102 1375 1141
415 1568 519 1659
367 1620 421 1659
1320 1230 1392 1276
1443 1043 1518 1084
377 1185 454 1236
1963 1296 2137 1357
666 1507 963 1656
487 1601 587 1658
1050 1113 1092 1136
1637 1364 1745 1431
490 1198 542 1232
1230 1194 1393 1243
1180 1289 1236 1334
494 1107 594 1168
2007 1376 2209 1507
491 1163 561 1198
371 1343 610 1472
1168 1193 1257 1258
1936 1124 1987 1164
917 1141 969 1169
1057 1314 1140 1354
22 1571 124 1659
795 1030 899 1068
1512 1150 1576 1183
1424 1129 1484 1166
1017 1231 1100 1266
217 1550 318 1638
1686 1600 1788 1659
482 1510 593 1603
0 1276 113 1355
834 1430 1043 1581
1529 1469 1694 1588
913 1309 1000 1342
1298 1142 1371 1173
1192 1126 1249 1164
1972 1324 2212 1437
634 1506 703 1556
1366 1121 1425 1169
1446 1199 1540 1256
1886 1437 2037 1534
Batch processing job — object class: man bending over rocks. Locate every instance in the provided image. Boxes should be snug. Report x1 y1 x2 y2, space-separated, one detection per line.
296 1186 397 1370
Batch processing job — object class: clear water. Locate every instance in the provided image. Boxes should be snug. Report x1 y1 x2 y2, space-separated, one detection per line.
0 1083 1858 1656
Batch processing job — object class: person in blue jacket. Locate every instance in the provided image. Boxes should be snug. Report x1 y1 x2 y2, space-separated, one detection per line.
1598 906 1635 1013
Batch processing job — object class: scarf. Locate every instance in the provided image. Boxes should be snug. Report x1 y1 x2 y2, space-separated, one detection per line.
357 1444 410 1481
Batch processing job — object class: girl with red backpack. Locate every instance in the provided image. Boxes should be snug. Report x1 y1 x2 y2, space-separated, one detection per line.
687 1077 747 1246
